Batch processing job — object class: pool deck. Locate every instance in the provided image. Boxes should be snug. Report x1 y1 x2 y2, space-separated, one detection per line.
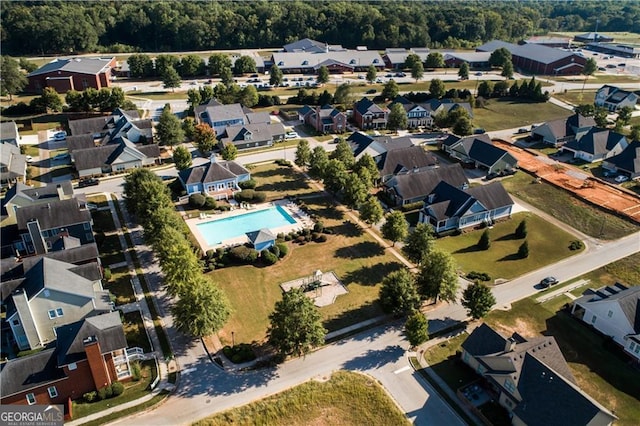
185 199 314 253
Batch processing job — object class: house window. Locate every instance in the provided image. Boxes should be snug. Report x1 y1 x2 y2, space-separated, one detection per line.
48 308 63 319
607 310 613 318
56 308 63 317
631 342 636 351
12 319 19 326
44 289 50 297
68 362 77 370
591 315 597 324
83 222 91 230
504 379 516 393
85 233 94 241
635 345 640 355
26 393 36 405
48 386 58 398
48 309 57 319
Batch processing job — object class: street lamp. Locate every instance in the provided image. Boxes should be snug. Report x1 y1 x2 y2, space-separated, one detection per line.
231 331 235 347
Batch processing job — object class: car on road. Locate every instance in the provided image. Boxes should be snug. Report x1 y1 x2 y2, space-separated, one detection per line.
516 128 529 134
394 72 406 77
52 131 67 141
615 175 629 183
474 72 483 76
539 276 559 288
285 132 299 139
77 177 99 188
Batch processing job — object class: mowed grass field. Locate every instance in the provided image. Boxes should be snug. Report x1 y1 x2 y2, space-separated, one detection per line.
473 98 573 131
193 371 410 426
435 212 581 281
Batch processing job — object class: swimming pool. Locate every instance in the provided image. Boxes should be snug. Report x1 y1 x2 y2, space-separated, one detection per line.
196 205 297 245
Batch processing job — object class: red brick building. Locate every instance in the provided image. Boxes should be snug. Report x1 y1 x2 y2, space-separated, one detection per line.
26 57 116 94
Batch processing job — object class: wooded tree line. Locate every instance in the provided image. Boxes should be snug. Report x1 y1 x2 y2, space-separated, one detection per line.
3 1 638 55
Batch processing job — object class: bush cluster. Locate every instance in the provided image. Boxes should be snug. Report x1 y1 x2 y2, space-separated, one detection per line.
229 245 259 263
238 178 257 189
86 382 125 403
261 249 278 265
234 189 267 203
466 271 491 282
400 201 424 212
222 343 256 364
189 193 206 208
568 240 583 251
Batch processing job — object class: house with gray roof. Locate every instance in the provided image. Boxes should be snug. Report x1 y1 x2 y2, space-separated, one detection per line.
594 85 639 112
220 121 285 151
572 283 640 362
1 312 133 409
72 136 160 178
299 105 347 134
353 97 388 130
178 157 250 198
419 180 513 233
2 181 74 223
379 145 438 183
532 113 596 147
561 128 628 163
461 323 616 426
390 96 437 128
26 57 116 94
4 257 111 351
384 163 468 206
246 228 276 251
1 142 26 188
0 121 20 145
441 133 517 175
602 141 640 180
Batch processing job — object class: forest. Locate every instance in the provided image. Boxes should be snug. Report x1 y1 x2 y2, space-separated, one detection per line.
2 1 639 56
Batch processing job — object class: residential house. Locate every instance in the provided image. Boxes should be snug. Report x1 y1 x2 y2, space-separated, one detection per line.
353 97 388 130
0 121 20 145
418 181 513 233
378 145 438 183
602 141 640 180
594 85 639 112
390 96 437 128
441 133 518 174
382 48 430 70
3 257 111 351
271 50 384 74
68 108 151 141
442 52 491 69
346 132 414 165
1 143 26 188
531 113 595 147
1 312 134 409
298 105 347 134
561 128 628 163
15 197 94 256
571 283 640 362
461 323 616 426
178 157 250 199
26 57 116 94
476 40 587 75
195 101 246 135
246 229 276 251
219 121 285 151
384 163 468 206
2 181 74 223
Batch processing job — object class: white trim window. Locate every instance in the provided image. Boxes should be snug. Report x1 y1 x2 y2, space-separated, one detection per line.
48 386 58 398
26 393 36 405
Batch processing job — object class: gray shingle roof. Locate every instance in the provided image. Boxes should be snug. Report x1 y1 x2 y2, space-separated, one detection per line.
380 146 438 177
461 323 509 356
246 228 276 245
354 97 387 115
426 180 512 221
27 57 114 77
271 50 384 71
0 349 65 397
0 121 19 141
575 284 640 333
563 129 627 156
466 182 514 211
284 38 344 53
607 141 640 173
179 160 249 186
16 197 91 231
385 163 468 202
21 257 97 300
66 134 96 152
68 116 112 136
535 114 596 140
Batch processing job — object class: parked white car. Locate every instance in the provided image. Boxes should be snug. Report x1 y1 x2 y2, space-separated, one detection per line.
614 175 629 183
285 132 299 139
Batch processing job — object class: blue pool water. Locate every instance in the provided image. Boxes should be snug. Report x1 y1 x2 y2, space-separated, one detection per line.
196 205 297 245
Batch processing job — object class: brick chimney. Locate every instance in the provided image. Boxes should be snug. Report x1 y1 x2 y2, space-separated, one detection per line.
84 336 111 390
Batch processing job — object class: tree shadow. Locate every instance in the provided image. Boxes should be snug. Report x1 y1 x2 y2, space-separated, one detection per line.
257 180 310 193
497 253 522 261
334 241 384 259
322 301 386 333
495 233 519 242
307 204 343 221
326 220 363 237
341 345 405 371
342 262 403 286
252 167 289 178
454 244 482 254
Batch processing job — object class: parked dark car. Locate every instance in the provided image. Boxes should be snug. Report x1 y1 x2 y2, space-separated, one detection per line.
78 178 99 188
539 276 559 288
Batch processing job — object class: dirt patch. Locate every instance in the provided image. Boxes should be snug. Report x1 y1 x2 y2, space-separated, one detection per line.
494 140 640 223
494 318 538 338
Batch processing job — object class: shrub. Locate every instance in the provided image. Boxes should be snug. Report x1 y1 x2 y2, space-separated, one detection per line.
230 245 259 263
518 240 529 258
217 204 230 211
203 197 217 210
400 201 424 212
234 189 266 203
222 344 257 364
111 382 124 396
103 267 112 282
206 250 215 260
262 250 278 265
313 221 324 233
269 244 280 258
83 391 97 403
466 271 491 282
97 385 113 401
276 242 288 258
284 234 292 241
316 234 327 243
478 229 491 250
189 193 206 208
569 240 584 251
238 178 257 189
131 360 142 381
296 235 307 244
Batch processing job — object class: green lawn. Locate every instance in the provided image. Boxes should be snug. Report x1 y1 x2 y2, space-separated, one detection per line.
553 90 596 105
193 371 410 426
21 145 40 157
251 163 318 201
91 209 117 233
237 139 299 157
122 311 152 352
434 212 580 281
502 171 638 239
423 333 476 390
104 267 136 306
97 234 127 267
473 98 572 131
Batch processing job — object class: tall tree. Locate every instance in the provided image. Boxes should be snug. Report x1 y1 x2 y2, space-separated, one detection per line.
381 79 399 100
489 48 512 68
173 145 192 170
127 53 154 78
193 123 217 155
411 60 424 82
330 138 355 169
333 83 352 105
32 87 63 112
581 58 597 93
501 59 514 79
461 282 496 320
294 139 312 168
453 116 473 136
156 105 184 149
309 146 329 180
342 173 368 209
154 227 202 296
233 55 256 75
316 65 330 85
593 106 608 128
381 210 409 246
379 269 421 317
323 159 348 194
239 85 259 107
187 88 202 110
172 276 231 338
1 56 27 100
208 53 232 76
162 66 181 92
403 223 435 265
425 52 444 69
359 195 384 227
155 54 180 77
478 229 491 250
220 67 234 87
616 106 633 127
429 78 446 99
387 102 408 131
458 62 470 80
267 288 326 358
366 65 377 84
221 143 238 160
269 64 284 86
404 310 429 347
179 54 205 77
354 154 379 185
182 117 196 141
416 248 458 303
403 53 422 70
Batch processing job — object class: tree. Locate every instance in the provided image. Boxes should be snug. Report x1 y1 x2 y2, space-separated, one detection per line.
515 219 527 238
461 282 496 320
501 59 514 79
19 58 38 73
330 138 355 169
267 288 326 358
426 52 444 69
1 56 27 100
404 53 422 70
404 310 429 347
155 54 180 77
381 210 409 246
317 65 330 85
453 116 473 136
574 104 595 117
156 106 184 149
381 79 399 100
323 159 348 194
617 106 633 127
221 143 238 160
127 53 154 78
173 145 192 170
193 123 217 155
309 146 329 180
416 248 458 303
162 66 181 92
359 195 384 227
295 139 312 168
333 83 352 105
630 124 640 142
342 173 368 209
458 62 470 80
477 80 493 98
208 53 232 76
186 88 202 110
154 227 201 295
354 154 379 186
518 240 529 258
478 229 491 250
65 90 84 111
582 58 597 93
403 223 435 265
387 102 408 131
233 55 256 75
172 276 231 338
411 60 424 82
365 65 378 84
179 54 205 77
182 117 196 141
489 48 512 68
220 67 234 87
33 87 63 112
239 85 259 107
593 107 608 128
269 64 283 87
380 269 421 317
429 79 446 99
